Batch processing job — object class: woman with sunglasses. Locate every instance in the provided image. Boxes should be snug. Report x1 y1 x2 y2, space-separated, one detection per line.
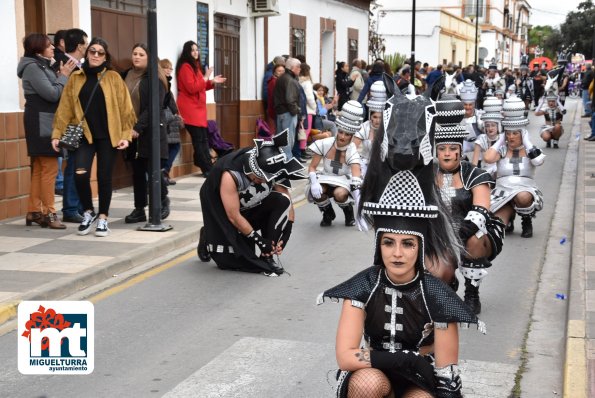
52 37 135 237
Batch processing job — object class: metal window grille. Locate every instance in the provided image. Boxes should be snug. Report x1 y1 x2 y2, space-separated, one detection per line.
291 28 305 58
349 39 358 64
463 0 485 21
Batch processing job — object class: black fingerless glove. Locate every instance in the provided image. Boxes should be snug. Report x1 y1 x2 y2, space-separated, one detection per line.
246 230 274 254
370 350 435 392
279 221 293 249
527 147 542 160
459 219 479 242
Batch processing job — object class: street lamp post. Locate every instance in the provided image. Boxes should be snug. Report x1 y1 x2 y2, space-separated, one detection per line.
411 0 416 68
474 0 479 66
468 0 480 66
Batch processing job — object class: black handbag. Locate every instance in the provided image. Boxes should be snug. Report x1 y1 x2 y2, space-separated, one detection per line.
58 71 105 151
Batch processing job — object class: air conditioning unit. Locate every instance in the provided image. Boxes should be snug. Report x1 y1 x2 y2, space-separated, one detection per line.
252 0 280 17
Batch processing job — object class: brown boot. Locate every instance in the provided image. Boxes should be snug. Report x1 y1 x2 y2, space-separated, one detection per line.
26 212 48 227
45 213 66 229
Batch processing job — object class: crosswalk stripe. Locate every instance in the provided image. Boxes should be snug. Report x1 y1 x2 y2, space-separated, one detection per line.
163 337 518 397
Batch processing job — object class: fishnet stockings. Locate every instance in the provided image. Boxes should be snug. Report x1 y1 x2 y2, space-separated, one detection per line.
402 387 433 398
347 368 433 398
348 368 392 398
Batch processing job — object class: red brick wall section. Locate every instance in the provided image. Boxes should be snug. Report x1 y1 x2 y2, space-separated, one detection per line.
0 100 264 220
0 112 28 220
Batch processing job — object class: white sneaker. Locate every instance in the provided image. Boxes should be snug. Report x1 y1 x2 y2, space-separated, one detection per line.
95 218 110 237
77 211 97 236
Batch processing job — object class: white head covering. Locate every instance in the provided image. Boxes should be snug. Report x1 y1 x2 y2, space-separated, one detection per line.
459 79 478 103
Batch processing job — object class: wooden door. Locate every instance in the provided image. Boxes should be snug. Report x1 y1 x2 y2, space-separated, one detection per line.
91 6 147 72
214 14 240 147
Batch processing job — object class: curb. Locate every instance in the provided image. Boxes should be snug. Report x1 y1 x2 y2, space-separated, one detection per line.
563 111 588 397
0 225 201 328
0 178 309 328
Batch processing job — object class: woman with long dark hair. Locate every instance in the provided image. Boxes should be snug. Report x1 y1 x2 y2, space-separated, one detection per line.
18 33 77 229
122 43 171 223
334 61 355 111
52 37 135 237
176 40 226 178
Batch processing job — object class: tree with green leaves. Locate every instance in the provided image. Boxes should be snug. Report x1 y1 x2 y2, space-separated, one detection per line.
560 0 595 59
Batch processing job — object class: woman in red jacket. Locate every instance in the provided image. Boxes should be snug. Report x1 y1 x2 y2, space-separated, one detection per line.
176 40 226 177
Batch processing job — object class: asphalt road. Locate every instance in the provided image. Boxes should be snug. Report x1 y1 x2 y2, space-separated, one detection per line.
0 100 579 397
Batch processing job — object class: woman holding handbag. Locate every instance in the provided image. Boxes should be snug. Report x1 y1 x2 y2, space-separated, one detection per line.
17 33 77 229
52 37 135 237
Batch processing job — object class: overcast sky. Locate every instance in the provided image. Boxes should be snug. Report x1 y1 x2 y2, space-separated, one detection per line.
374 0 584 28
529 0 583 27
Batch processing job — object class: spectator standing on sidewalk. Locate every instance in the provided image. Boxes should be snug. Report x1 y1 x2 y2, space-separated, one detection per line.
58 28 89 224
122 43 171 224
266 62 285 134
349 59 365 101
357 61 384 105
176 40 226 178
335 61 355 111
299 63 316 160
273 57 302 158
52 30 68 196
159 58 183 186
51 37 135 237
262 55 285 113
582 65 593 118
585 76 595 141
18 33 77 229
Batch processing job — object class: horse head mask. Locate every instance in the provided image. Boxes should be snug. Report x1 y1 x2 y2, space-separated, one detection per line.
379 73 436 172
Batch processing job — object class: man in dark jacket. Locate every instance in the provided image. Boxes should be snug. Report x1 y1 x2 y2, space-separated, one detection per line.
273 57 302 158
59 28 88 223
426 64 443 88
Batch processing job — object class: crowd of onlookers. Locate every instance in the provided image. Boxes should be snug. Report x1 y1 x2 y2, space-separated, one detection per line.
263 53 594 161
18 28 226 236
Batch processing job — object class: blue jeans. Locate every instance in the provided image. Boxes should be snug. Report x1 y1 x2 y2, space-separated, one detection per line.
276 112 297 158
62 151 82 217
591 113 595 137
583 90 592 116
55 158 64 190
165 143 181 172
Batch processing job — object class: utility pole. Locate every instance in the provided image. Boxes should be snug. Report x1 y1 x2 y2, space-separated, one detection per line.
474 0 479 66
411 0 416 68
141 0 172 232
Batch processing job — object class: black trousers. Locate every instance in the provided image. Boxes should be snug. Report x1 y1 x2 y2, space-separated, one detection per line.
131 157 169 209
74 138 117 216
185 124 212 174
210 191 291 273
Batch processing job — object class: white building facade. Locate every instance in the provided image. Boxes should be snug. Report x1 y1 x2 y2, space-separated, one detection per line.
377 0 531 69
0 0 371 221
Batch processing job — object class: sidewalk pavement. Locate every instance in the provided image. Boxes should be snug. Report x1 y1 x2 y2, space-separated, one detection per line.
0 171 307 327
565 113 595 397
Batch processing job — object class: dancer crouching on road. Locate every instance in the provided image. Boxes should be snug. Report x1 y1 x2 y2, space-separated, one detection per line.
484 96 545 239
318 91 485 396
535 90 566 149
306 100 364 227
434 94 505 314
197 130 306 276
